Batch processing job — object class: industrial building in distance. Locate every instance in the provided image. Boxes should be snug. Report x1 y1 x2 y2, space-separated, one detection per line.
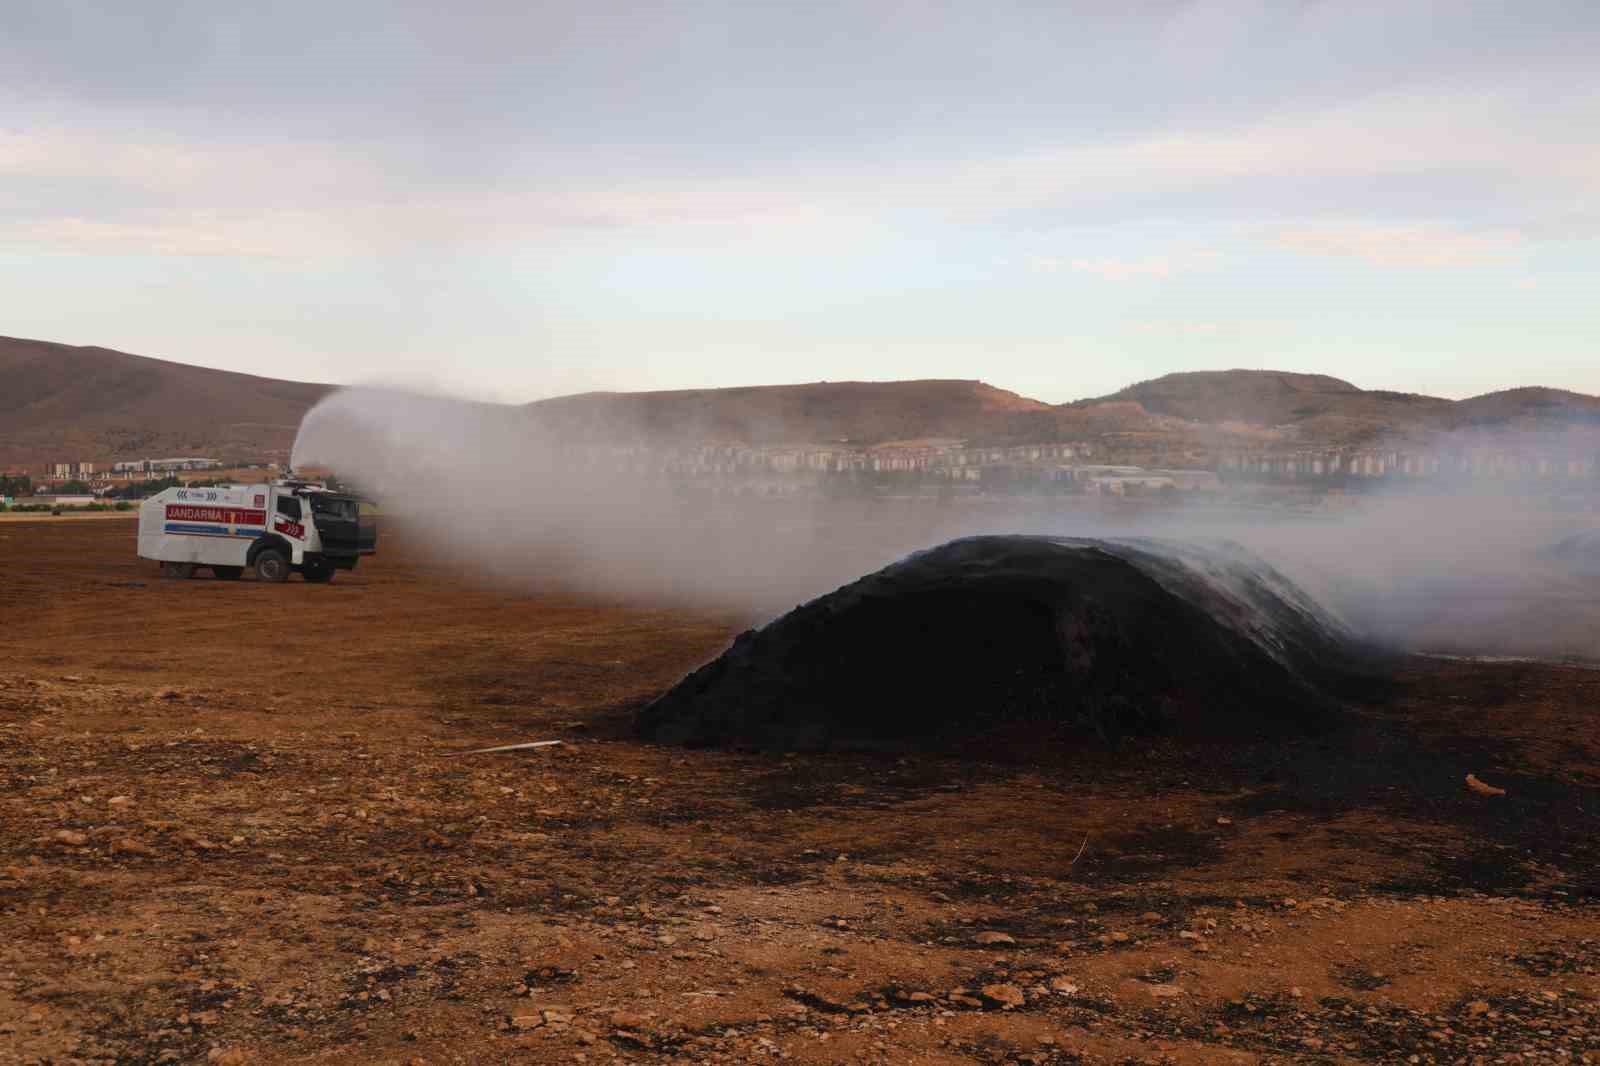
109 457 225 475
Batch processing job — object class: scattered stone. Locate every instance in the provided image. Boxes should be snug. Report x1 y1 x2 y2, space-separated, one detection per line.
53 829 88 847
524 964 578 985
113 838 158 857
973 931 1015 946
979 984 1025 1010
1466 773 1507 797
782 986 859 1015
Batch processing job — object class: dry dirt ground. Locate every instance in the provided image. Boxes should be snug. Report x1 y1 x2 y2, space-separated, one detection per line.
2 518 1598 1066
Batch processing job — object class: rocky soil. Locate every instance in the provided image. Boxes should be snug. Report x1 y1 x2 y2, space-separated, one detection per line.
2 519 1597 1065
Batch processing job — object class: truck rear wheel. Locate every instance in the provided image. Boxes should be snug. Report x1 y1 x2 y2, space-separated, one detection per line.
213 566 244 581
159 562 195 580
254 549 290 583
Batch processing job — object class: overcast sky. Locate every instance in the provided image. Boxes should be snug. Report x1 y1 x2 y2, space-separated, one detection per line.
3 0 1597 402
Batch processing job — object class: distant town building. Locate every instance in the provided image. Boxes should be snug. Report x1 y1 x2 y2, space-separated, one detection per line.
111 457 224 474
46 461 101 478
1222 447 1598 483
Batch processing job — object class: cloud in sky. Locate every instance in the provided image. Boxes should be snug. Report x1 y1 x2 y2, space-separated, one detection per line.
3 80 1595 261
4 1 1599 263
1133 321 1224 336
1028 247 1226 282
1031 255 1172 280
0 0 1597 397
1070 257 1172 281
1270 224 1526 268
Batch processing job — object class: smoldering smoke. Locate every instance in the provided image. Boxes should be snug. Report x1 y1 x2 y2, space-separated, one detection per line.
291 386 954 611
292 386 1600 661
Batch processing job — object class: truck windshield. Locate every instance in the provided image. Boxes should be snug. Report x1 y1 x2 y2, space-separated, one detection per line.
308 495 358 521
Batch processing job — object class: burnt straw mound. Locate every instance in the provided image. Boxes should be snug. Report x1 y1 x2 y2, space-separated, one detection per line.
638 536 1376 753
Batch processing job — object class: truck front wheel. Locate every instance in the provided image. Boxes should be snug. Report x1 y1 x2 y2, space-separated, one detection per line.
254 549 290 583
302 559 336 583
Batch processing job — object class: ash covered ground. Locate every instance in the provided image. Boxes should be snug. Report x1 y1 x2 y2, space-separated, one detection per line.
3 518 1599 1066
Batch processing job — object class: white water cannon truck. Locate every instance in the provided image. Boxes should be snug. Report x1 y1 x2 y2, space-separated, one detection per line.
137 479 377 582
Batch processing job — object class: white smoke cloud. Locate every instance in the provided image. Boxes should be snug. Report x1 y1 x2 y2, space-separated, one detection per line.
293 385 1600 663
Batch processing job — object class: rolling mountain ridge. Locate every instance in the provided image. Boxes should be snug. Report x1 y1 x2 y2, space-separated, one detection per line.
0 335 331 467
2 337 1596 467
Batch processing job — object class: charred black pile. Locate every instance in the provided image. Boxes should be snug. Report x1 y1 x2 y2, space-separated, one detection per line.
637 536 1374 753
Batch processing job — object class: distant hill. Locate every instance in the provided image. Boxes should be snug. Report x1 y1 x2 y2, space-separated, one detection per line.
525 379 1054 445
2 337 1596 468
1091 370 1453 442
0 335 331 467
1090 369 1600 445
1447 387 1600 430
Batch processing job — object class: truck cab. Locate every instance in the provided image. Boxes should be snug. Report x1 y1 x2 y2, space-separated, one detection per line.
137 479 377 582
